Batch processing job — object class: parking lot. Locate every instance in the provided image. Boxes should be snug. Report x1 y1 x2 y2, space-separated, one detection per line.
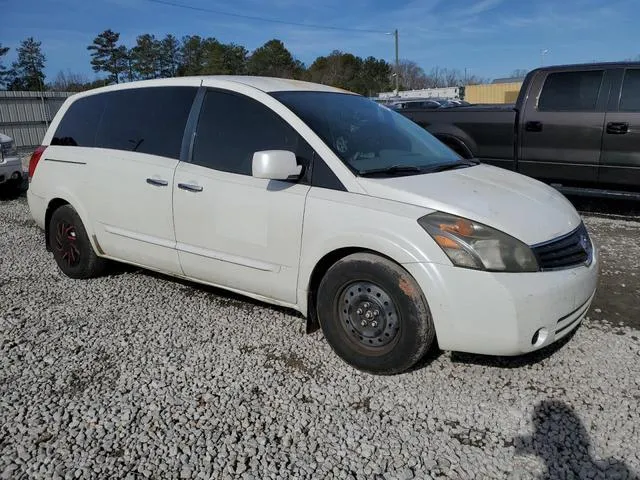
1 195 639 479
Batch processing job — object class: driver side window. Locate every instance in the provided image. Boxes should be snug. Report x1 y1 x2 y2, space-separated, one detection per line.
192 90 304 176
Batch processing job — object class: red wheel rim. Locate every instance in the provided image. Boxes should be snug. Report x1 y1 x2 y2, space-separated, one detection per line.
55 221 80 267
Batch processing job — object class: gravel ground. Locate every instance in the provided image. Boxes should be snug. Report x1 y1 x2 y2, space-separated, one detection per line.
1 196 639 480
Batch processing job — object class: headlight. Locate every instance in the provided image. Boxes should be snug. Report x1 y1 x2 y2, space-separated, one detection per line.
418 212 539 272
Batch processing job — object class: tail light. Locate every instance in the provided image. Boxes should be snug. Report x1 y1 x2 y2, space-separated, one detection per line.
28 146 47 181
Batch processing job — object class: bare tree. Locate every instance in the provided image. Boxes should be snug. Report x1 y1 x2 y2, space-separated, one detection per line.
393 60 428 90
510 69 528 78
49 70 90 92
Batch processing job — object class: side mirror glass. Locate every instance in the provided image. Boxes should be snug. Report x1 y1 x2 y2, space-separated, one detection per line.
252 150 302 181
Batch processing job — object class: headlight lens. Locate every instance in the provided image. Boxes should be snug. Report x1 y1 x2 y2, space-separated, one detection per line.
418 212 539 272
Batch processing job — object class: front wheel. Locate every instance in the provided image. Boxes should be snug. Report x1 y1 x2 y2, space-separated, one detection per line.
316 253 436 375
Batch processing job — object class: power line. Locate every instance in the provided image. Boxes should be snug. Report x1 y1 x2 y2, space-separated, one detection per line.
145 0 391 35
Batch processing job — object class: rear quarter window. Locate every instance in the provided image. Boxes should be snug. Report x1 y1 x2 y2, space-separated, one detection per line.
95 86 197 159
51 94 106 146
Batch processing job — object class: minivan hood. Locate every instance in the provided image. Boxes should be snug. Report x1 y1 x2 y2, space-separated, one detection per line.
356 164 581 245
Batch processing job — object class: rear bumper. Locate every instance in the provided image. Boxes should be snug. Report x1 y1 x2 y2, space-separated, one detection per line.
404 243 599 356
27 190 47 230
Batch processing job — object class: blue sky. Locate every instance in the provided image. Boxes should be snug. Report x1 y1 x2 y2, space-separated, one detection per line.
2 0 638 83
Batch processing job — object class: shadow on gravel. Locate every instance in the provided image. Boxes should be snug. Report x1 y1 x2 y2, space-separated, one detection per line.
0 185 26 201
449 327 578 369
515 400 639 480
119 267 305 319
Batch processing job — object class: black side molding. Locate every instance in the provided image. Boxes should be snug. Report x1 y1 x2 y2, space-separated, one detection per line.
44 158 87 165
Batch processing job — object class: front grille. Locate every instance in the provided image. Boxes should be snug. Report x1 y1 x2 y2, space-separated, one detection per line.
532 223 592 270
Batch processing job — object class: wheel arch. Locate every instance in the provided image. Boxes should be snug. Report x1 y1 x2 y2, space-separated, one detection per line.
435 133 475 159
44 194 102 255
304 247 418 334
423 123 477 159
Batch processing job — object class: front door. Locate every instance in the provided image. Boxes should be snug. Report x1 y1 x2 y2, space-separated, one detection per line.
172 89 311 304
519 69 607 185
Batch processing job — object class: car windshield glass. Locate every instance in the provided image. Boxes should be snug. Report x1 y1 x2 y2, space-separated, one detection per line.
271 91 465 176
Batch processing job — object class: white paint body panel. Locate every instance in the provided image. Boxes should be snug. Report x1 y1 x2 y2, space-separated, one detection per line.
173 162 309 303
356 163 581 245
86 148 181 273
27 75 599 358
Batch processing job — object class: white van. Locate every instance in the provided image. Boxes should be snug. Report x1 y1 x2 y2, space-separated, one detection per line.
27 76 598 374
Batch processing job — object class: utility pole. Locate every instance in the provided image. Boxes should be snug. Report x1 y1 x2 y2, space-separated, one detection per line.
394 29 399 93
540 49 549 66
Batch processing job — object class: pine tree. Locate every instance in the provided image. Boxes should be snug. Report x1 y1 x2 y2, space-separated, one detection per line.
8 37 46 91
87 29 128 84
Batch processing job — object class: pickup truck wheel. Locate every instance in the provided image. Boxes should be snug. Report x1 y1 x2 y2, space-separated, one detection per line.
48 205 108 279
317 253 436 375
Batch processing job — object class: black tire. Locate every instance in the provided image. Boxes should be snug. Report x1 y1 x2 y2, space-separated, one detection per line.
48 205 108 279
316 252 436 375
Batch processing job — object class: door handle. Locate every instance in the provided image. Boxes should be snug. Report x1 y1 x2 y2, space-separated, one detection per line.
146 178 168 187
606 122 629 134
525 121 543 132
178 182 203 192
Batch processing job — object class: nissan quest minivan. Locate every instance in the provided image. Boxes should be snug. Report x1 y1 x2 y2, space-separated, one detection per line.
27 76 599 374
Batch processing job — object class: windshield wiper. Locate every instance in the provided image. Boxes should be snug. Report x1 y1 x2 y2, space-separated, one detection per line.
428 160 479 173
358 165 424 177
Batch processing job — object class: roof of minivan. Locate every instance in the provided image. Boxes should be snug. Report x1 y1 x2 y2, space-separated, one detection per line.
201 75 356 94
71 76 357 97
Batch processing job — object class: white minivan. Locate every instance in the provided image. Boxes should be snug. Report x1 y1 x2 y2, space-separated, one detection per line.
27 76 599 374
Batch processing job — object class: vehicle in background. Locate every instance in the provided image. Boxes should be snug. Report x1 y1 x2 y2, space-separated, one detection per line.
0 133 24 197
27 76 598 374
437 99 471 108
398 62 640 200
390 99 444 110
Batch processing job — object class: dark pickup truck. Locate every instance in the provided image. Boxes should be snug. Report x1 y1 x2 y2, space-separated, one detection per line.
399 62 640 199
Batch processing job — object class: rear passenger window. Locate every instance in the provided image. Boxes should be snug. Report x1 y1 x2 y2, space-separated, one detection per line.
192 90 300 175
95 86 197 159
620 69 640 112
538 70 603 112
51 94 106 146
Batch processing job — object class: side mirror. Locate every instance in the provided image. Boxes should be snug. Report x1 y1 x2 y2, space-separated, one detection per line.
252 150 302 181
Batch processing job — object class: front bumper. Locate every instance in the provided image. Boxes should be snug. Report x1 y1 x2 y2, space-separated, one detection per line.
404 243 599 356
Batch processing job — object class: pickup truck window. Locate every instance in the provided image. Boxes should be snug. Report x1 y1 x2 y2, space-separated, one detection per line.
538 70 603 112
620 69 640 112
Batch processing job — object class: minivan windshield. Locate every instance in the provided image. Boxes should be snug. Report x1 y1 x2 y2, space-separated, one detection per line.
271 91 470 176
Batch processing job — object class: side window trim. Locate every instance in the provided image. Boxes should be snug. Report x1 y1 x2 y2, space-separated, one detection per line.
181 86 206 162
604 68 625 113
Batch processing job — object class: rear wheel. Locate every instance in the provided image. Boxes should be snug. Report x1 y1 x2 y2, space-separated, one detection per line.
316 252 436 375
48 205 108 279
